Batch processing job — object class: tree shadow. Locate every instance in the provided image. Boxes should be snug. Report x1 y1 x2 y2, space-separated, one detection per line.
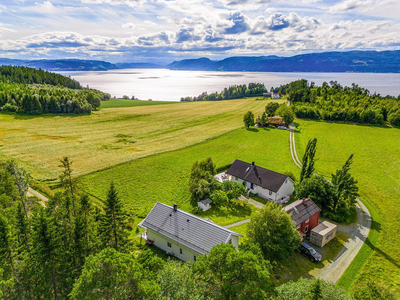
246 128 259 132
11 113 86 120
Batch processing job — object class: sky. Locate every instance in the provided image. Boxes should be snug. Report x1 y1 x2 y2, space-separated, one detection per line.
0 0 399 64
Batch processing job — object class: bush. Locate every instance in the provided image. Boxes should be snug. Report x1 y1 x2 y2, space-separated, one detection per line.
1 103 19 112
388 112 400 127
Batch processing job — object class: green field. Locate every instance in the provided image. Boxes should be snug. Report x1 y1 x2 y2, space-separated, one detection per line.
100 99 175 108
0 97 279 181
295 120 400 291
81 127 298 226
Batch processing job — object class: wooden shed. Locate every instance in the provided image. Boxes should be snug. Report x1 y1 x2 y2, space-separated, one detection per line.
310 221 337 247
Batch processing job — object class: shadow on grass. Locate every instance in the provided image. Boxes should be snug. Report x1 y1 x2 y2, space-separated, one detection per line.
11 112 85 120
246 127 259 132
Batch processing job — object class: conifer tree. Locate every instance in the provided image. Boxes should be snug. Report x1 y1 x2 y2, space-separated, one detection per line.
59 157 79 216
99 182 128 252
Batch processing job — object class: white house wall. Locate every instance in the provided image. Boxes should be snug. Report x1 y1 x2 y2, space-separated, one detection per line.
147 229 201 263
276 179 295 200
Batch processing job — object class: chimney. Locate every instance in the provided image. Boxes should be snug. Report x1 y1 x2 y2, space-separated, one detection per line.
252 161 255 166
173 204 178 211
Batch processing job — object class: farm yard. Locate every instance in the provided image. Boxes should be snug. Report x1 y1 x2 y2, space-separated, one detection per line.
295 120 400 291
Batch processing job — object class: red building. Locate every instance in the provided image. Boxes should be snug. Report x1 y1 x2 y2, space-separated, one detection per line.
285 198 321 237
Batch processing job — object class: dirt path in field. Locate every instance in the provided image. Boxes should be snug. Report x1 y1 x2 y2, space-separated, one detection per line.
289 121 371 283
27 187 49 207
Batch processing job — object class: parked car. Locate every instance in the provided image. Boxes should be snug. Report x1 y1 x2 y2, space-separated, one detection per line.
299 242 322 262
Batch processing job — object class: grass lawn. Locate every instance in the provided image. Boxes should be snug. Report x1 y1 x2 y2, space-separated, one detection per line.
0 97 282 181
295 120 400 291
100 98 175 108
81 127 299 228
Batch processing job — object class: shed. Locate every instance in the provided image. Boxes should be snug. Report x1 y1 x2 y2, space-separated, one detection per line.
310 221 337 247
197 198 212 212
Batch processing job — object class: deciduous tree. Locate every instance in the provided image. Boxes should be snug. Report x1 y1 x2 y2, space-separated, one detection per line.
243 111 255 128
300 138 317 182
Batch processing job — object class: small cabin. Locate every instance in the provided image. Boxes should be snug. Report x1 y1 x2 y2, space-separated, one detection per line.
310 221 337 247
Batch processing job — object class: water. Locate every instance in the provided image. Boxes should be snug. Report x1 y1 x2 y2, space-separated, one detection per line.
60 69 400 101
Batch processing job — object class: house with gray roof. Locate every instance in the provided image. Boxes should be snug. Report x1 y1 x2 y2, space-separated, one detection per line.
226 160 294 203
138 202 242 262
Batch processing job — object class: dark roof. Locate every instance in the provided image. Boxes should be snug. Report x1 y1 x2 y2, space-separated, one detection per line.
226 160 289 192
198 198 212 205
284 198 321 226
139 203 241 255
273 89 279 94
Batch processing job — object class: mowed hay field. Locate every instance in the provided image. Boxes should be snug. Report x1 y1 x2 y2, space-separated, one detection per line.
295 120 400 291
81 127 299 225
0 97 277 181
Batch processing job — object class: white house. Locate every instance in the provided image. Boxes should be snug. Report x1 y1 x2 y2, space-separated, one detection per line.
138 202 242 262
197 198 212 211
226 160 294 203
272 90 280 99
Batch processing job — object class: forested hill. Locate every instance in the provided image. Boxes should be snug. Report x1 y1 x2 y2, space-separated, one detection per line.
166 50 400 73
0 65 81 89
0 58 118 71
0 66 110 115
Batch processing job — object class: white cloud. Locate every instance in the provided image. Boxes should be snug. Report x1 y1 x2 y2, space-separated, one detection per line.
122 22 135 29
329 0 371 13
81 0 147 7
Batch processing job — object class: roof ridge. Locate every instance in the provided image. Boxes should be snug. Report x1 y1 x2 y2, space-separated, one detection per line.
153 202 240 235
233 159 288 179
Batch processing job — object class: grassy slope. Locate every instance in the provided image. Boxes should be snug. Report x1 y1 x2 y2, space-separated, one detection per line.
0 97 278 181
81 127 299 226
100 99 175 108
295 120 400 291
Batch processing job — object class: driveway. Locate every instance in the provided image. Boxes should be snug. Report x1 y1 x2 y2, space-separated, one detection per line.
289 121 371 283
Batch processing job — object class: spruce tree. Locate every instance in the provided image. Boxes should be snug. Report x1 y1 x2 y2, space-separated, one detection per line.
99 182 128 252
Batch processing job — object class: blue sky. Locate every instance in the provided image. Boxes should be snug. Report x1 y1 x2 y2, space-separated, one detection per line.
0 0 399 64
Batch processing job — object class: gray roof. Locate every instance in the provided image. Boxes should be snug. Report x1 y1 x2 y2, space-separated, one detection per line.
198 198 212 205
139 202 242 255
284 198 321 226
226 160 290 192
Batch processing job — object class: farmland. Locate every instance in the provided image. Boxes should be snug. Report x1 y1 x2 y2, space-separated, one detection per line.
0 97 278 181
81 127 298 225
295 120 400 291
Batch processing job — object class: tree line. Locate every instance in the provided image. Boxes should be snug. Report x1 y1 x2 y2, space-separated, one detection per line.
0 66 81 89
280 79 400 126
180 83 267 101
0 66 110 115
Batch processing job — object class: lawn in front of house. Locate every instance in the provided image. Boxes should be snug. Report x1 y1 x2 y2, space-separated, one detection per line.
295 120 400 291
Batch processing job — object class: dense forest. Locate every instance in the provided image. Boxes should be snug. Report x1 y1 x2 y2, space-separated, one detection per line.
180 83 267 101
0 66 110 114
282 79 400 126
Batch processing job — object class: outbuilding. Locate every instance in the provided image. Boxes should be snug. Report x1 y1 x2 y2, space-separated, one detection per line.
310 221 337 247
197 198 212 212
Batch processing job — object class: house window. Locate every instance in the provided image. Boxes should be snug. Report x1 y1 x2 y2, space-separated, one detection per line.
228 239 232 244
194 255 197 262
269 191 273 195
167 242 171 248
305 218 309 223
180 248 183 255
285 179 287 183
250 183 254 189
304 225 309 233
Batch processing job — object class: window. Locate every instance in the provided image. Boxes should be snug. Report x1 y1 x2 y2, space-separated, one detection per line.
269 191 273 195
228 239 232 244
250 183 254 189
305 218 309 223
285 179 287 183
304 225 309 233
180 248 182 255
194 255 197 262
167 242 171 248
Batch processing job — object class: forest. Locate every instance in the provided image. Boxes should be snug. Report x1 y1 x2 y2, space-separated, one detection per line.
282 79 400 126
0 66 110 115
180 83 267 101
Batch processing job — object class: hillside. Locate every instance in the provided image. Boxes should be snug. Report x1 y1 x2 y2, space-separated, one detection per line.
166 50 400 73
0 58 119 71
